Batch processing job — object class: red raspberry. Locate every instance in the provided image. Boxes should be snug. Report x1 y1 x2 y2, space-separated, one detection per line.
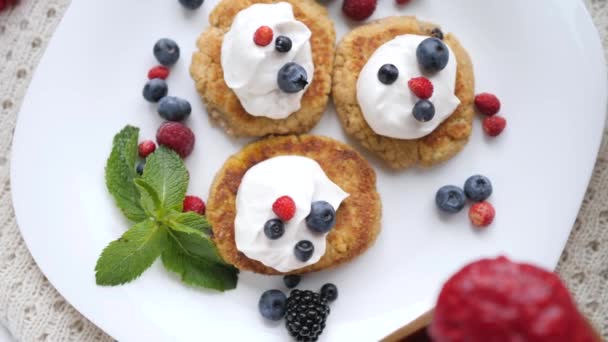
468 201 495 228
183 196 205 215
483 115 507 137
408 77 434 99
474 92 501 116
396 0 411 4
156 122 195 158
430 256 597 342
253 26 273 47
138 140 156 158
0 0 17 13
342 0 377 21
148 66 170 80
272 196 296 221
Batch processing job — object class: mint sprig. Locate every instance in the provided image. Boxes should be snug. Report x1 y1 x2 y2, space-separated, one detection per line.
96 126 238 291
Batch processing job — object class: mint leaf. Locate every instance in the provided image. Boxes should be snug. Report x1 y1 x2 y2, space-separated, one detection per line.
141 146 188 211
134 178 161 216
165 211 212 236
105 125 147 222
95 219 167 286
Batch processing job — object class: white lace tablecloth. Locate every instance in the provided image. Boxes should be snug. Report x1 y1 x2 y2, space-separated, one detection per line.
0 1 607 341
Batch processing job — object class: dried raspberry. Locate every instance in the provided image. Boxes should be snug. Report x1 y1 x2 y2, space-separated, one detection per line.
148 66 170 80
474 93 501 116
483 115 507 137
272 196 296 221
253 26 273 47
468 201 495 228
408 77 434 99
342 0 377 21
156 122 195 158
183 196 205 215
138 140 157 158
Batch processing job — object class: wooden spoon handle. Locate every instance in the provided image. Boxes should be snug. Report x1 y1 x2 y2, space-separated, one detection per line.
380 310 433 342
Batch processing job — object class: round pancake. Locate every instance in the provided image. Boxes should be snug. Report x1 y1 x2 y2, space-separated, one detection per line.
333 16 475 169
207 135 382 275
190 0 335 137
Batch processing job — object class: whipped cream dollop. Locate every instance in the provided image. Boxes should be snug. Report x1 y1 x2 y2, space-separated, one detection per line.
234 156 349 273
221 2 314 119
356 34 461 139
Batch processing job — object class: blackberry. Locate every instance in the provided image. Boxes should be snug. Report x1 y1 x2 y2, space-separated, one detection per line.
285 290 330 342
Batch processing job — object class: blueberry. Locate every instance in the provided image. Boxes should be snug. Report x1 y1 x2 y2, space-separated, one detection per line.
258 289 287 321
416 37 449 73
178 0 204 10
158 96 191 122
294 240 314 262
377 64 399 85
143 78 168 103
305 201 336 234
275 36 292 53
136 160 146 176
413 99 435 122
153 38 180 66
320 283 338 302
431 27 444 40
283 275 301 289
464 175 493 202
435 185 466 214
264 219 285 240
277 62 308 93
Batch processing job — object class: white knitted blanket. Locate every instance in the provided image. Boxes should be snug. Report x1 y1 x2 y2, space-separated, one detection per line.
0 0 607 341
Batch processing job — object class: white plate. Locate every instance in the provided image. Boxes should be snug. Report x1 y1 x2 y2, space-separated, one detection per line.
10 0 606 341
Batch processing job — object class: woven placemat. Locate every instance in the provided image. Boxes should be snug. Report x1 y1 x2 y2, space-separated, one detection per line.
0 0 606 340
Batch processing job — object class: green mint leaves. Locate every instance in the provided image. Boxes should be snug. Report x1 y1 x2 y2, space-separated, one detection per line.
96 125 238 291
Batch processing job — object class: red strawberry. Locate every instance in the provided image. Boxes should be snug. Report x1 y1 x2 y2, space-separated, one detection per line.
253 26 273 47
148 66 170 80
183 196 205 215
483 115 506 137
468 201 495 228
156 122 195 158
342 0 377 21
408 77 434 99
474 92 501 116
138 140 156 158
272 196 296 221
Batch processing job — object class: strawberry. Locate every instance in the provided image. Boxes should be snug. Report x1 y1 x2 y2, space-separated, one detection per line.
148 66 170 80
183 196 205 215
474 92 501 116
138 140 157 158
272 196 296 221
482 115 507 137
408 77 434 99
468 201 495 228
253 26 273 47
342 0 377 21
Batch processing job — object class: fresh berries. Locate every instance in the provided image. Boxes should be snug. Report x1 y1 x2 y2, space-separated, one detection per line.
285 289 330 342
158 96 192 122
483 115 507 137
396 0 412 4
136 160 146 176
435 185 466 214
153 38 180 66
254 26 274 47
277 63 308 93
412 99 435 122
259 289 287 321
178 0 204 10
272 196 296 221
183 196 205 215
416 38 450 73
138 140 157 158
147 66 170 80
294 240 314 262
275 36 293 53
464 175 493 202
431 27 444 40
469 201 495 228
408 77 434 99
264 219 285 240
342 0 377 21
430 257 596 342
474 93 501 116
156 122 195 158
320 283 338 302
142 78 168 103
377 64 399 85
283 275 301 289
305 201 336 233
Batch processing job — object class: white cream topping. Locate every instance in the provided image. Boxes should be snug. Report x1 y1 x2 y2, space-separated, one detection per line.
356 34 461 139
234 156 349 273
221 2 314 119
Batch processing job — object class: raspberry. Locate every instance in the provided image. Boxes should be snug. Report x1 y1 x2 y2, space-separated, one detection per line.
138 140 156 158
253 26 273 47
156 122 195 158
342 0 377 21
148 66 170 80
483 115 507 137
0 0 17 13
285 290 330 342
474 93 501 116
408 77 434 99
183 196 205 215
272 196 296 221
468 201 495 228
430 256 596 342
